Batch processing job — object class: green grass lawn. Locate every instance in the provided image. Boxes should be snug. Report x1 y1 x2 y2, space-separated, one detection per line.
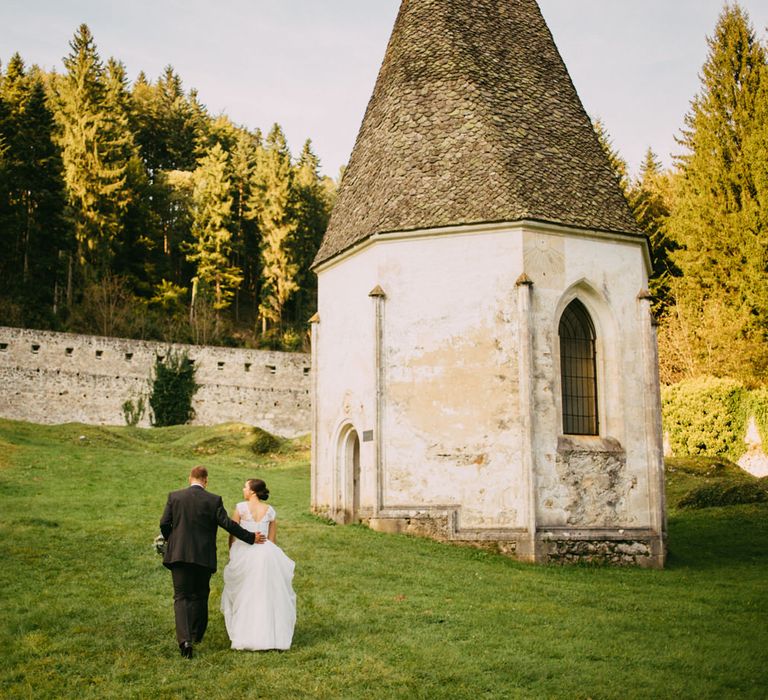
0 419 766 699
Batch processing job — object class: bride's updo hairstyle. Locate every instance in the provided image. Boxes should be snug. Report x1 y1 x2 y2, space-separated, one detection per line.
247 478 269 501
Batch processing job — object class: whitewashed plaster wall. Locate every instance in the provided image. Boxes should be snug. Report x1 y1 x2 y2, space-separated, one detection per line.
314 222 664 545
523 229 662 531
313 244 379 512
376 229 526 530
0 327 311 436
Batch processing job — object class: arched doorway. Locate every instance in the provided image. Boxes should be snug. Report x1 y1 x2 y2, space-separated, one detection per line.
338 425 361 523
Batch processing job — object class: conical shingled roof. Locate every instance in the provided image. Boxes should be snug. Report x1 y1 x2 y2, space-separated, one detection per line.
314 0 641 266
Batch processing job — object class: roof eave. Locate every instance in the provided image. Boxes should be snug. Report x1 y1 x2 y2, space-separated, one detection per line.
312 217 650 274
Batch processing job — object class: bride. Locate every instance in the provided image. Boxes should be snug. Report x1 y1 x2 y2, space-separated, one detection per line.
220 478 296 650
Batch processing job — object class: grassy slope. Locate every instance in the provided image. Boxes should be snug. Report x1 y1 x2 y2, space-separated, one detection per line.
0 419 766 700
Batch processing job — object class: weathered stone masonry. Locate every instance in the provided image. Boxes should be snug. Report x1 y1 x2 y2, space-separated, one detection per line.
0 326 311 437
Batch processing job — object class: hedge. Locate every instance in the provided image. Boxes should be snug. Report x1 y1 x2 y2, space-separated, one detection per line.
661 378 768 461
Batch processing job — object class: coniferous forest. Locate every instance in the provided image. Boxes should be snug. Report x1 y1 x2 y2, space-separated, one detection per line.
0 6 767 386
0 24 335 351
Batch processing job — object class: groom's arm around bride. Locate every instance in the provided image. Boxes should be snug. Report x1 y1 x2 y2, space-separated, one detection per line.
159 465 265 658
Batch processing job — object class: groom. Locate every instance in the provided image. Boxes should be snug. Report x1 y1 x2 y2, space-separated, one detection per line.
160 465 265 658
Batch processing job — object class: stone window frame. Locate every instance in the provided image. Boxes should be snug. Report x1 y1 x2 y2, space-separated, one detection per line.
559 298 599 435
551 279 622 444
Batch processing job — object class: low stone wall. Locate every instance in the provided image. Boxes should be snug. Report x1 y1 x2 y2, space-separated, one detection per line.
0 326 311 437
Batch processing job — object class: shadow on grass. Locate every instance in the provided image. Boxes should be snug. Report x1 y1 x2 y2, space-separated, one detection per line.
666 504 768 569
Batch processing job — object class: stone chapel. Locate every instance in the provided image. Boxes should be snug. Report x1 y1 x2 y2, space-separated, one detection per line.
310 0 665 566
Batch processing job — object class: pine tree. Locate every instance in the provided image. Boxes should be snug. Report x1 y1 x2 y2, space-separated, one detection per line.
187 143 242 322
628 149 675 314
104 58 152 292
0 71 13 308
134 66 203 174
663 4 768 382
54 24 130 282
745 54 768 285
0 55 69 323
1 53 31 293
15 76 69 318
130 66 206 303
251 123 298 334
593 117 630 198
229 126 262 322
2 53 28 113
290 139 332 323
103 59 136 164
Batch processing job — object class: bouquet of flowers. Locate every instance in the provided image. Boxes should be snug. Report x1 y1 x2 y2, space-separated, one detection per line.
153 534 167 556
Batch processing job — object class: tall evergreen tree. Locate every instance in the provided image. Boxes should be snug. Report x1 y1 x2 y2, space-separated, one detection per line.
251 123 298 333
133 66 203 174
663 4 768 382
289 139 331 323
187 143 242 321
104 58 152 292
0 55 69 323
14 76 69 318
628 148 675 314
0 66 14 311
745 53 768 282
130 66 206 300
593 117 631 198
229 126 262 322
1 53 31 291
54 24 130 284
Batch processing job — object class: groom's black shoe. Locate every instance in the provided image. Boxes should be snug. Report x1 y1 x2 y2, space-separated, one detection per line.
179 641 193 659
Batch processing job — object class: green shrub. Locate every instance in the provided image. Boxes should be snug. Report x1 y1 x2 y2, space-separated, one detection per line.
149 350 199 427
281 328 303 352
678 480 768 509
750 387 768 447
662 378 749 460
121 397 146 427
251 427 281 454
662 379 768 460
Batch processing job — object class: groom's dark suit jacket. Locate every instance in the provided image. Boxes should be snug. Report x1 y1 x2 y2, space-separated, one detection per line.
160 485 255 572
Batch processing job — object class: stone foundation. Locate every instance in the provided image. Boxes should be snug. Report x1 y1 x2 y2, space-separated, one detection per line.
314 505 664 567
538 537 659 567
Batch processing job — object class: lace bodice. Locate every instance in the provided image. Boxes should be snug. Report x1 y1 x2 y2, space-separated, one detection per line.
236 502 275 538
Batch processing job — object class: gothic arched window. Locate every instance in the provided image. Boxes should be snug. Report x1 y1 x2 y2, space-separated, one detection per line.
559 299 598 435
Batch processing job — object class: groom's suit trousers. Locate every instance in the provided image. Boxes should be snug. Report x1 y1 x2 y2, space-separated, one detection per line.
170 563 212 645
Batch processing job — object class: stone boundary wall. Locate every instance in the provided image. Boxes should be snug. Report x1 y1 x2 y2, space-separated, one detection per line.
0 326 311 437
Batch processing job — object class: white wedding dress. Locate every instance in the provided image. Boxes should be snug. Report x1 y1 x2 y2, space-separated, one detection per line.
220 503 296 650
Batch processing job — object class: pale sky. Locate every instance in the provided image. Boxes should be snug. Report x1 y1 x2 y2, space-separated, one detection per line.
1 1 767 178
